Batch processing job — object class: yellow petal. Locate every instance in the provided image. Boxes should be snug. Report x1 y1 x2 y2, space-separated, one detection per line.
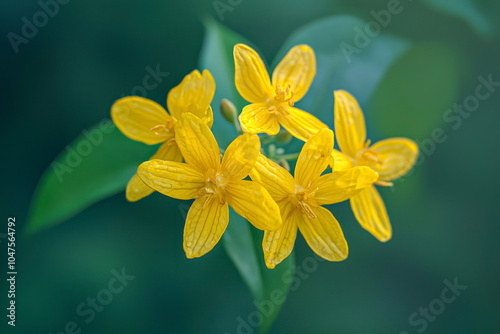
226 180 281 231
125 141 183 202
334 90 366 157
167 69 215 127
111 96 172 145
239 103 280 135
174 113 220 172
184 195 229 258
277 106 328 142
203 106 214 129
125 174 154 202
221 133 261 181
272 45 316 102
137 159 204 200
263 200 298 269
234 44 274 103
249 154 295 200
295 128 334 187
369 138 418 181
313 166 379 205
350 186 392 242
296 206 348 261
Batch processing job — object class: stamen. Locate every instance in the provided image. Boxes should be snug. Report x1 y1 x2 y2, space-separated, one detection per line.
274 83 295 105
300 202 317 219
375 180 393 187
150 124 167 135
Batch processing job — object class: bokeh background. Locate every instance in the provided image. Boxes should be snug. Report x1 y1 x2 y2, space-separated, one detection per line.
2 0 500 333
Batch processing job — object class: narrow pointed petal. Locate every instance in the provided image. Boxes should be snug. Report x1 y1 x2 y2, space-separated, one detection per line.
226 180 281 231
239 103 280 135
313 166 378 205
297 206 348 261
277 106 327 142
272 45 316 102
334 90 367 157
167 70 215 126
221 133 261 181
234 44 274 103
184 195 229 258
111 96 172 144
137 159 204 200
350 186 392 242
249 154 295 200
369 138 418 181
331 149 355 171
174 113 220 172
295 128 334 187
263 200 298 269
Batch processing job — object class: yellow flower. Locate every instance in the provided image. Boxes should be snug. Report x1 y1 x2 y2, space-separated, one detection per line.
234 43 327 141
250 128 378 268
111 69 215 202
137 113 282 258
332 90 419 242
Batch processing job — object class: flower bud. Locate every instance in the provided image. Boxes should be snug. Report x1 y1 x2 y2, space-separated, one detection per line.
278 159 290 172
219 98 238 125
274 131 293 144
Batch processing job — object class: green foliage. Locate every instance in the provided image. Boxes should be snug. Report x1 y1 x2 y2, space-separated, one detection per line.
369 43 461 139
223 210 295 334
275 15 411 127
423 0 494 37
199 19 249 149
27 124 157 233
200 20 294 334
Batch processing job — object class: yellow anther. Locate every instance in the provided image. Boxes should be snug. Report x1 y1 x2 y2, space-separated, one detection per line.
375 180 394 187
150 124 167 134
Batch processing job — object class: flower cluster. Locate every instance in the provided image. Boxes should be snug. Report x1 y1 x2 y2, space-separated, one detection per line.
111 43 418 268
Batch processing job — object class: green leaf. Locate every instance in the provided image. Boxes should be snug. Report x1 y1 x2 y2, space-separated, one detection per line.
274 15 411 129
200 20 294 334
223 210 294 334
199 19 249 149
369 43 461 139
27 121 156 233
423 0 494 37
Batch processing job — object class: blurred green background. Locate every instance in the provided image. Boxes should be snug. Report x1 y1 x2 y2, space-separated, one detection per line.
1 0 500 333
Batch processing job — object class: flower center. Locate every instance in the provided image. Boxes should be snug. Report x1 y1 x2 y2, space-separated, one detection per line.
356 140 386 168
150 117 177 136
266 84 295 114
356 140 392 187
203 169 227 204
274 84 295 106
290 184 318 219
